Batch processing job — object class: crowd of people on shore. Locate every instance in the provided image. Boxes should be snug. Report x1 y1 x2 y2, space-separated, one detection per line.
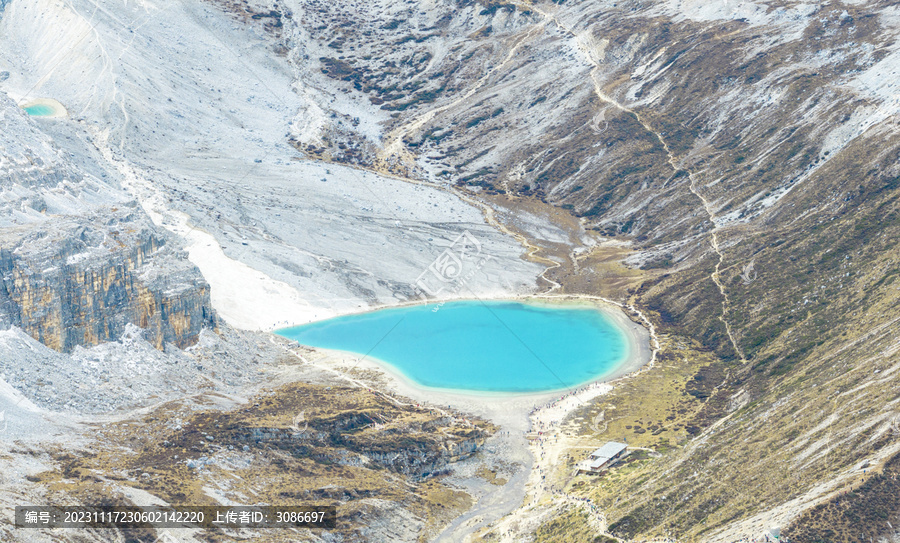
528 380 612 419
519 380 615 520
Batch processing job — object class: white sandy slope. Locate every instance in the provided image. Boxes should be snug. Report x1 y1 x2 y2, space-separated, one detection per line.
0 0 544 331
94 130 330 330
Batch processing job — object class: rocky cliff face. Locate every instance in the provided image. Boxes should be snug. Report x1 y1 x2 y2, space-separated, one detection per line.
0 208 216 351
0 96 216 352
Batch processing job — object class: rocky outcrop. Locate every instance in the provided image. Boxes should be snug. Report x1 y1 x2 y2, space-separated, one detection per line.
0 95 216 353
0 207 216 352
237 418 487 479
362 436 485 478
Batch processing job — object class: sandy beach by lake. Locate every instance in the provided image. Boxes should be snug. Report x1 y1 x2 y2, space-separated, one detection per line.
274 294 658 542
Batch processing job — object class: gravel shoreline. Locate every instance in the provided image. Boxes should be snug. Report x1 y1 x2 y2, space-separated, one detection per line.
283 295 655 542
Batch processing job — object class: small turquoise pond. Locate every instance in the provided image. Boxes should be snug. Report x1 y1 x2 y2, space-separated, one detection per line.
23 104 56 116
276 300 630 393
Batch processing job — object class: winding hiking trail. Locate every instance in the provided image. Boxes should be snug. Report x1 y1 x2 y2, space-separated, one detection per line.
458 195 563 293
378 0 745 361
373 17 564 291
484 382 618 542
506 1 747 362
476 292 660 542
283 5 745 538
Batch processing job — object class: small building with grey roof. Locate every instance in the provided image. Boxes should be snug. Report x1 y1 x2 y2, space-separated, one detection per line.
577 441 628 475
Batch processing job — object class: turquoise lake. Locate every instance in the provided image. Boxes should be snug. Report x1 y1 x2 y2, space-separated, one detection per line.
23 104 56 116
276 300 630 393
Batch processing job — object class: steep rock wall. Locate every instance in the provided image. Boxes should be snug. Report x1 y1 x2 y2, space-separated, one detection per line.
0 209 217 352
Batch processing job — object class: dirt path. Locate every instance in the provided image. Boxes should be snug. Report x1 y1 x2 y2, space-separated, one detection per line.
507 1 746 362
480 383 619 542
475 290 661 542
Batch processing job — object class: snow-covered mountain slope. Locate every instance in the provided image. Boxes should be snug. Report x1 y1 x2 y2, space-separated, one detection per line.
0 0 542 332
2 0 899 541
0 95 125 225
0 89 217 354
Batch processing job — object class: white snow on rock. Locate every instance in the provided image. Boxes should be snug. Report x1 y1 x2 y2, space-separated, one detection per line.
0 0 543 331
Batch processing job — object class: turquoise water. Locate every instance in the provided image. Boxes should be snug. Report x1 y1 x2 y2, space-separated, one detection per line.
23 104 56 116
276 300 630 393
